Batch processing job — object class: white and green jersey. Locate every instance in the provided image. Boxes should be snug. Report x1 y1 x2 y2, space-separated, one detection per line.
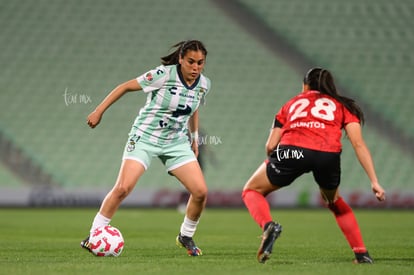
130 64 211 145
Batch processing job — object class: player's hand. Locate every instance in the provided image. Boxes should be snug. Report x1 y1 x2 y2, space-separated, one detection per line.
372 183 385 201
87 110 102 128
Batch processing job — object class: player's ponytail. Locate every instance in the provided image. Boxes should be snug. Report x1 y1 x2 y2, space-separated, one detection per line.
161 40 208 65
304 68 365 124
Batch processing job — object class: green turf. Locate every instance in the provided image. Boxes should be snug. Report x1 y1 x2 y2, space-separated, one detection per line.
0 208 412 275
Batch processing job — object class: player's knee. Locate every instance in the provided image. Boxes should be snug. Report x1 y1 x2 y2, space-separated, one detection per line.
190 186 207 203
241 189 253 201
327 197 351 216
112 184 133 200
328 201 340 215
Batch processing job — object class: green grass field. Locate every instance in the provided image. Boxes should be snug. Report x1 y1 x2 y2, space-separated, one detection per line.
0 208 413 275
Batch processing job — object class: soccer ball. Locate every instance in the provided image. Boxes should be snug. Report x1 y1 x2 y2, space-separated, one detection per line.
89 225 124 257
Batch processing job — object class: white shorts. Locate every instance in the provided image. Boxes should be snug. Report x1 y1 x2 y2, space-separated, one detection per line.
122 137 197 171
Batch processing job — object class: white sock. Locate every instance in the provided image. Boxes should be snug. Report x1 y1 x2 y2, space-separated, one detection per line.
90 212 111 235
180 216 199 237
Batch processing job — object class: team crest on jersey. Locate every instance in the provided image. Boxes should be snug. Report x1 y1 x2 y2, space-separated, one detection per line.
145 72 153 82
127 140 135 152
198 88 206 101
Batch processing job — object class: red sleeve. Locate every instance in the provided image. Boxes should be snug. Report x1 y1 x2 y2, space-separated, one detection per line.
275 104 288 127
342 105 360 126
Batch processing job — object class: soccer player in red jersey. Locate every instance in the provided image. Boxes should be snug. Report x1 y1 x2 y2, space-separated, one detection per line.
242 68 386 264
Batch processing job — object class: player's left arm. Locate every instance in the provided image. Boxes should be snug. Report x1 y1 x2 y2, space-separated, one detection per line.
345 122 386 201
188 109 199 157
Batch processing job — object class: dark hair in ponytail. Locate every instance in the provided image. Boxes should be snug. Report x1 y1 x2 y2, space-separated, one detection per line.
161 40 208 65
304 68 365 124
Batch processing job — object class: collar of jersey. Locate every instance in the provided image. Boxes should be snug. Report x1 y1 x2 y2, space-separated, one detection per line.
177 64 200 90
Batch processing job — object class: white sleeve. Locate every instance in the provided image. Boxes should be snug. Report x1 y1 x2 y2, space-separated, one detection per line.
136 65 169 93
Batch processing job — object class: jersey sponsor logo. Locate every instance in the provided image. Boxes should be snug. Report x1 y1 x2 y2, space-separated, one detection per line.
169 86 178 95
172 104 192 117
169 86 195 99
158 119 183 132
178 92 195 99
159 120 168 128
167 125 184 132
158 104 193 130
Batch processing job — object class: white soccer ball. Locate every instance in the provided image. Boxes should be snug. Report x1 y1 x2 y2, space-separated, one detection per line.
89 225 124 257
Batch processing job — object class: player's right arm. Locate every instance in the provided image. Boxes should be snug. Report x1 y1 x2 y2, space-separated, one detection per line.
87 79 142 128
265 126 282 156
266 110 285 156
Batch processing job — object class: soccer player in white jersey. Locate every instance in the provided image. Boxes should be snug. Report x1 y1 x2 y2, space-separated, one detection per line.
81 40 211 256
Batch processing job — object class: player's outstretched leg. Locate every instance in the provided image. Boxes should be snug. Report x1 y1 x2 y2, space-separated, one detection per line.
176 233 203 256
257 221 282 263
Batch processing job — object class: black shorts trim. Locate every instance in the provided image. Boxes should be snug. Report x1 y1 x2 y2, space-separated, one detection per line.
266 145 341 190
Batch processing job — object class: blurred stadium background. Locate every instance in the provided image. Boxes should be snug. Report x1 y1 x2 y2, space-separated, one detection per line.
0 0 413 208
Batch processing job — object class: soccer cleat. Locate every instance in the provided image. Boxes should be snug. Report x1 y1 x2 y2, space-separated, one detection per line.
80 236 92 253
176 233 203 256
257 221 282 263
354 252 374 264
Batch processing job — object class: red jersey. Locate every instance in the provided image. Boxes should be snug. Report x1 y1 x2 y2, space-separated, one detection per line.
275 90 360 153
